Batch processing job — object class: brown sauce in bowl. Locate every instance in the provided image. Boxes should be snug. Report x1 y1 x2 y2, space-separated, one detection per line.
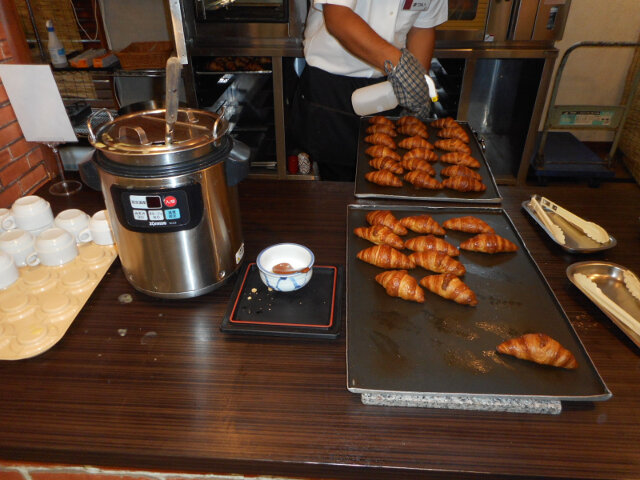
272 262 296 274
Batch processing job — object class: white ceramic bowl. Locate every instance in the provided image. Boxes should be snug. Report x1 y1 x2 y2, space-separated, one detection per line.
256 243 314 292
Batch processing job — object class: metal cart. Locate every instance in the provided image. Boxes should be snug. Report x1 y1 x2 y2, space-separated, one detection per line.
532 41 640 185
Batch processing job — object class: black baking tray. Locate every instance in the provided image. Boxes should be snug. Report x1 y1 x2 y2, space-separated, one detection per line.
220 263 342 339
354 118 502 203
346 204 610 401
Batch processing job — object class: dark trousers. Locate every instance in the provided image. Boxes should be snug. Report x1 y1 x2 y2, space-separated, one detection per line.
291 65 387 181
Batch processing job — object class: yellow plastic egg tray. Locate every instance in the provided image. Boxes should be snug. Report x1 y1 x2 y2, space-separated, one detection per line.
0 243 117 360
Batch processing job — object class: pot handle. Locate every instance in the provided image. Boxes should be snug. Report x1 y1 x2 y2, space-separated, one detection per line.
87 108 114 144
225 138 251 187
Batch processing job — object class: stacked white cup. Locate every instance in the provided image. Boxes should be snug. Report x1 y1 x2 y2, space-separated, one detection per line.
0 251 19 289
0 228 36 267
2 196 54 236
26 227 78 266
54 209 91 244
82 210 115 246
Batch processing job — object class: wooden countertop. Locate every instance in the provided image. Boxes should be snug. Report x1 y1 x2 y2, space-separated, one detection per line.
1 178 639 480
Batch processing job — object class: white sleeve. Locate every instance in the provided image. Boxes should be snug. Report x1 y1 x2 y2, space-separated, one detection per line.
413 0 449 29
312 0 357 9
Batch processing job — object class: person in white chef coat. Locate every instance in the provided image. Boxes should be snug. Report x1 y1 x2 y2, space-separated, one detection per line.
292 0 448 181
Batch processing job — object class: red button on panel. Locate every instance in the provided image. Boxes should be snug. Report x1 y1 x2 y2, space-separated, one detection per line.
164 196 177 207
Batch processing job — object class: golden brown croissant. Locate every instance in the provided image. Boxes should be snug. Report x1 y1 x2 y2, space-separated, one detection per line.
365 169 402 187
435 139 472 155
419 273 477 306
356 244 415 269
375 269 425 303
366 210 408 235
459 233 518 253
403 147 437 162
496 333 578 369
439 152 481 168
366 124 397 137
369 115 395 128
369 157 403 174
442 176 487 192
404 235 459 256
397 115 424 127
399 214 446 235
442 216 495 234
431 117 458 129
398 124 429 138
409 251 465 276
353 225 405 249
364 133 397 149
365 145 401 161
400 158 436 176
404 170 443 190
437 127 470 143
399 136 432 150
440 165 482 180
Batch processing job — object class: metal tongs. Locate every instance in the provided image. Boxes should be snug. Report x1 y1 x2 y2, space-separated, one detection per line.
529 196 565 245
539 196 609 244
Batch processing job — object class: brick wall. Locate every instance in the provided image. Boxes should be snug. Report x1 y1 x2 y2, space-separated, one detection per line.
0 4 55 208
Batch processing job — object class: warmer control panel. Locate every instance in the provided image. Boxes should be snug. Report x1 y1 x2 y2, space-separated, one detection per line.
110 184 204 233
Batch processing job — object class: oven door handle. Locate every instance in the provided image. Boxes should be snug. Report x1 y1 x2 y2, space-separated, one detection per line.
167 0 189 64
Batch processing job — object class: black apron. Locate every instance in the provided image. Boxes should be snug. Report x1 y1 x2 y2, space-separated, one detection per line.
291 65 394 181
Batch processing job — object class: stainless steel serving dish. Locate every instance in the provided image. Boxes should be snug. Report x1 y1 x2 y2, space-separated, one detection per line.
522 197 616 253
567 261 640 348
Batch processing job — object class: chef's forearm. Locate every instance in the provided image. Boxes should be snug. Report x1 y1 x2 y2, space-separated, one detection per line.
406 27 436 70
323 5 401 71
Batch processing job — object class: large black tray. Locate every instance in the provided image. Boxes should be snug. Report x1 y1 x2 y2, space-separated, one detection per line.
354 118 502 203
346 204 610 401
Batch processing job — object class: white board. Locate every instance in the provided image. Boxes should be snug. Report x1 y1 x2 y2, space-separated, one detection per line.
0 65 77 143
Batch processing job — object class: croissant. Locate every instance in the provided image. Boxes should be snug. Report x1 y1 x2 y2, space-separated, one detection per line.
399 136 432 150
496 333 578 369
440 165 482 180
397 115 424 127
398 124 429 139
435 139 472 155
404 235 459 256
459 233 518 253
437 127 470 143
403 147 437 162
364 133 397 149
356 244 415 269
365 145 401 161
369 115 395 128
400 158 436 176
353 225 404 249
369 157 403 174
440 152 481 168
366 124 397 137
365 169 402 187
366 210 408 235
442 216 495 234
431 117 458 129
404 170 443 190
419 273 477 306
409 251 466 276
399 214 446 235
442 176 487 192
375 269 425 303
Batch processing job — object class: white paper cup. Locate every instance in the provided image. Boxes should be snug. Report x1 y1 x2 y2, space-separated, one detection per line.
55 208 91 244
27 227 78 267
0 251 19 289
4 195 54 232
0 228 36 267
80 210 114 246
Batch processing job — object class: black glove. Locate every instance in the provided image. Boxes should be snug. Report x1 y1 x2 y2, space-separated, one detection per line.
386 48 433 120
